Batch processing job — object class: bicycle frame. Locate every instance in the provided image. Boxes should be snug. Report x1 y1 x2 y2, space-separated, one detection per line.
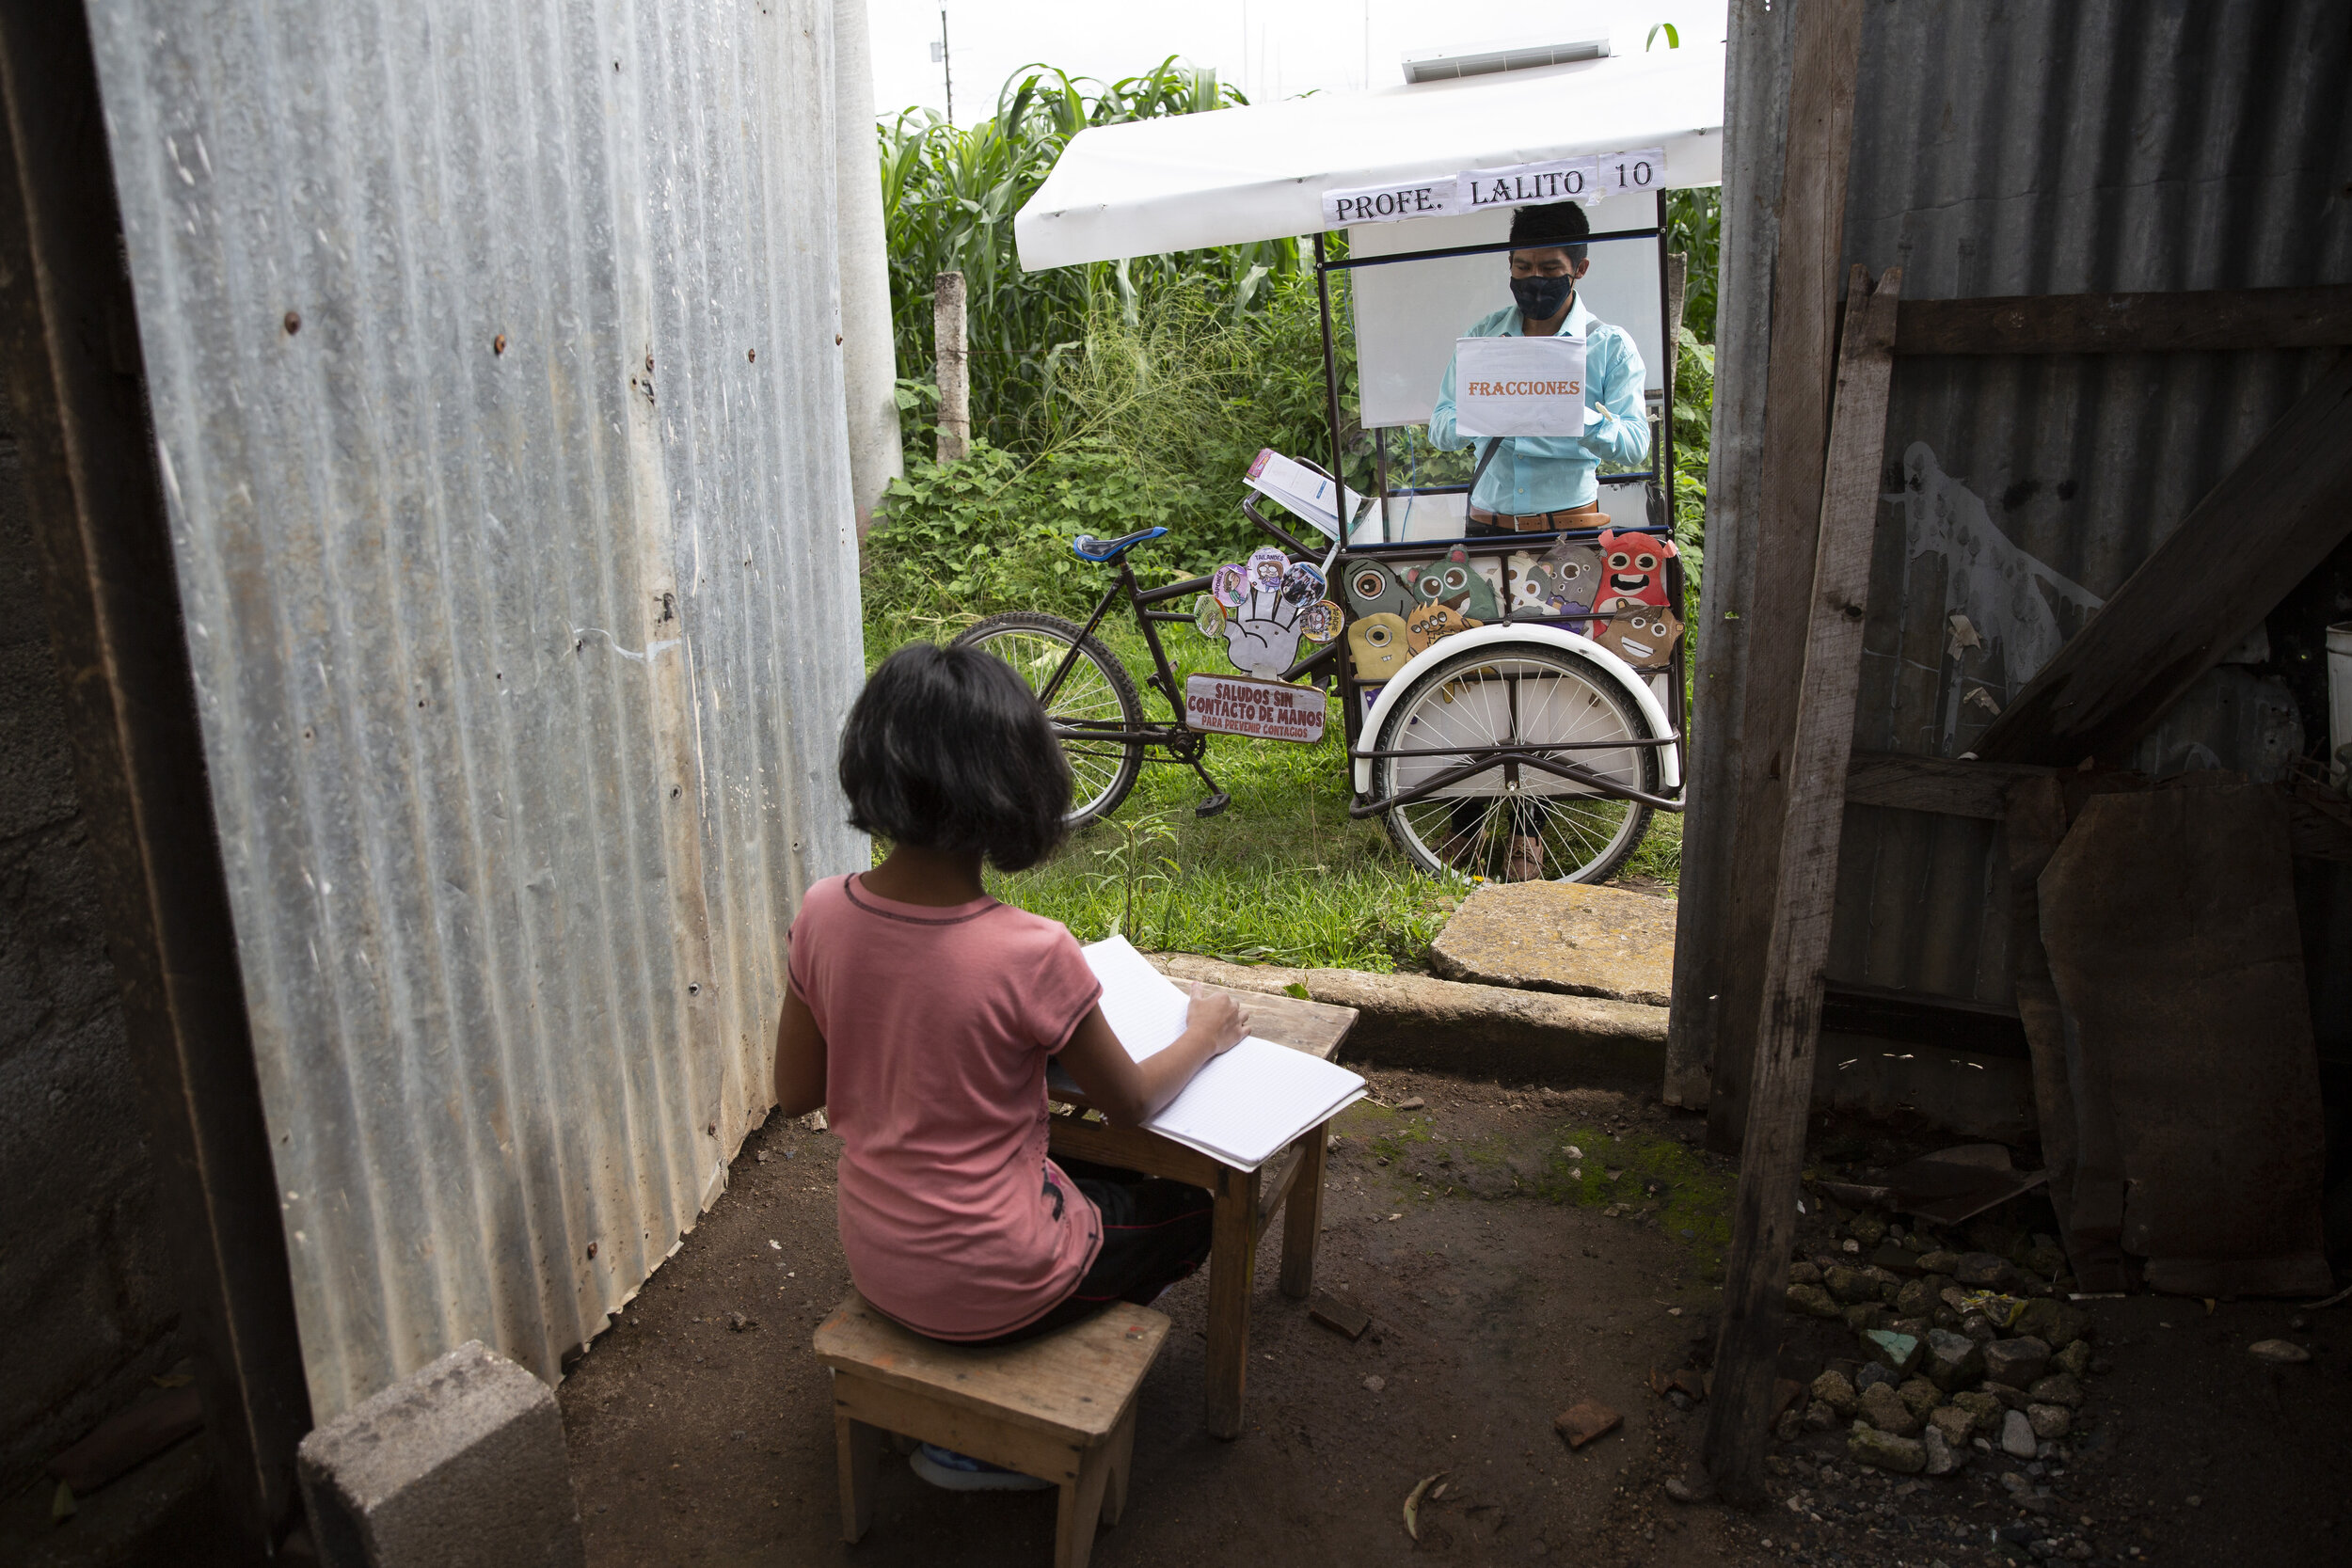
1032 559 1211 748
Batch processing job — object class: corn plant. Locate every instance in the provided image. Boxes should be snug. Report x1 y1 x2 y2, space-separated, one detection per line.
880 59 1308 453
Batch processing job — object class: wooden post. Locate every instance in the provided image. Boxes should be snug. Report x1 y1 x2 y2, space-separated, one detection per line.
1701 264 1901 1504
1680 0 1867 1142
934 269 970 461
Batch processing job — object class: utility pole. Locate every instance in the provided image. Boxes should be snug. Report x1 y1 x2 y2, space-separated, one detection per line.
938 8 955 126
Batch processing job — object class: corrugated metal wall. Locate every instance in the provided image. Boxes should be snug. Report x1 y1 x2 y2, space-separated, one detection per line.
1822 0 2352 1005
85 0 866 1419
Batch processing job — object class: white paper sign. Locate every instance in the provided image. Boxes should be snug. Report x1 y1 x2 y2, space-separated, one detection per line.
1455 157 1602 213
1322 177 1456 227
1604 147 1668 195
1184 674 1327 744
1245 449 1368 540
1452 335 1591 437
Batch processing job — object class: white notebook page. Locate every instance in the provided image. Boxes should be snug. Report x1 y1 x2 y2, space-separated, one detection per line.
1080 937 1366 1169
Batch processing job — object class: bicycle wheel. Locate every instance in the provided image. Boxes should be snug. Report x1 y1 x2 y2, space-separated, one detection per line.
1375 642 1659 885
955 611 1145 828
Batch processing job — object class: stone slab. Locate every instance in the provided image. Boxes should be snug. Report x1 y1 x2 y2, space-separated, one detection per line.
1146 954 1668 1086
1426 880 1677 1007
297 1339 583 1568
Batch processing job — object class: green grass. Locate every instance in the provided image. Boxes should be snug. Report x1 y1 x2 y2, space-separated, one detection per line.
866 614 1682 972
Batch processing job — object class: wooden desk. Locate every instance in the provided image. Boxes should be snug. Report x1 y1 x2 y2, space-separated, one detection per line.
1046 981 1359 1440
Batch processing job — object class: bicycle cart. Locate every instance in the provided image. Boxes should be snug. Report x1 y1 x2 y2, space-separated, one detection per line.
975 40 1724 884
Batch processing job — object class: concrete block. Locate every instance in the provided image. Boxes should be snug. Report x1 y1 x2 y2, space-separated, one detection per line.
296 1340 583 1568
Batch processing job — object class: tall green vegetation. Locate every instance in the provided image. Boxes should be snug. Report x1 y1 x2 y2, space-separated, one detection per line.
880 60 1309 453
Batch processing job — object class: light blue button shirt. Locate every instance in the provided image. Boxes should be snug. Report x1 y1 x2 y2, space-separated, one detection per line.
1429 296 1650 514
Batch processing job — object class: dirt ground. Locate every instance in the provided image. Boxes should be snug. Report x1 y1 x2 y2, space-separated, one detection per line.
557 1069 2351 1568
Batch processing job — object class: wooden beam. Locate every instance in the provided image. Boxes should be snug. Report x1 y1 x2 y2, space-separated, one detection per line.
1842 752 2352 864
1820 984 2032 1061
1844 750 2057 818
0 4 311 1546
1694 0 1867 1148
1704 264 1902 1505
1974 355 2352 767
1895 285 2352 356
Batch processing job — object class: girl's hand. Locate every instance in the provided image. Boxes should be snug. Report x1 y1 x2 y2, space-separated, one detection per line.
1184 985 1250 1054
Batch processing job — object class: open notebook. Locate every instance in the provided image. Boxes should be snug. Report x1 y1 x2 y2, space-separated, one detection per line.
1066 936 1366 1172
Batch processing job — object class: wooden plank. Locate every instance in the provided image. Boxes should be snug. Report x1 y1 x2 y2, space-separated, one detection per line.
1278 1123 1329 1300
1697 0 1869 1148
1662 0 1802 1113
1844 751 2057 818
1974 354 2352 767
1045 1113 1222 1186
1703 264 1902 1505
813 1292 1168 1444
1819 984 2031 1061
1203 1164 1259 1439
2287 785 2352 863
0 8 311 1545
1895 285 2352 356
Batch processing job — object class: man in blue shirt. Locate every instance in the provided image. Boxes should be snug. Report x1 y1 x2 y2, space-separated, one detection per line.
1430 200 1650 534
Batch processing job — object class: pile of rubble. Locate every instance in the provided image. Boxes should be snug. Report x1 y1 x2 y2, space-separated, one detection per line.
1784 1205 2102 1479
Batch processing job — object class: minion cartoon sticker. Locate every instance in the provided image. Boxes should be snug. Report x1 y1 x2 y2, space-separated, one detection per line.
1347 611 1410 681
1344 561 1415 620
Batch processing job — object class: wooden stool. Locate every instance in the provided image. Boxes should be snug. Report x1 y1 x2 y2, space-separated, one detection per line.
814 1292 1170 1568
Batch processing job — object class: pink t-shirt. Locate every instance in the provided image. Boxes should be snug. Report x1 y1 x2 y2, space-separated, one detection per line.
787 873 1105 1340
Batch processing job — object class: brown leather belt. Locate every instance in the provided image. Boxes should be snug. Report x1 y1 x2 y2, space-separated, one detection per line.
1468 499 1603 532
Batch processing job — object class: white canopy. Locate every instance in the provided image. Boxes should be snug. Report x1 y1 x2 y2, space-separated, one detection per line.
1015 44 1726 271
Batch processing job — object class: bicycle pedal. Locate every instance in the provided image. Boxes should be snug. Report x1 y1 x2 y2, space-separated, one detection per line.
1194 791 1232 819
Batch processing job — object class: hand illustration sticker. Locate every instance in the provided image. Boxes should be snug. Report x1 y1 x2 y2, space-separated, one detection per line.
1197 552 1327 679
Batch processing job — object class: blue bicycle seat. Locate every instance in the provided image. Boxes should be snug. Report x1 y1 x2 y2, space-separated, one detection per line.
1071 527 1168 562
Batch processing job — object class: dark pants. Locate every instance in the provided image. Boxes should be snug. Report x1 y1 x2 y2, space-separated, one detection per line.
954 1159 1214 1349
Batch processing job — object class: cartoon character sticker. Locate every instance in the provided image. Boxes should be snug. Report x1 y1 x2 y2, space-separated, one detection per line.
1406 600 1482 653
1344 562 1415 620
1210 562 1249 609
1247 546 1290 591
1297 599 1344 644
1595 528 1676 608
1347 612 1409 681
1279 562 1327 608
1593 596 1682 668
1410 546 1501 623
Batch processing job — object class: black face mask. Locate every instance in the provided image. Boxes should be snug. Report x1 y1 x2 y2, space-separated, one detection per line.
1511 273 1574 322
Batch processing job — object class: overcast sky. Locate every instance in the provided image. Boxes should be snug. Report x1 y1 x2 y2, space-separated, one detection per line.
864 1 1727 123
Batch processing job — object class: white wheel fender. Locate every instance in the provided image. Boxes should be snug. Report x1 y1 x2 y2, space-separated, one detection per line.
1350 623 1680 796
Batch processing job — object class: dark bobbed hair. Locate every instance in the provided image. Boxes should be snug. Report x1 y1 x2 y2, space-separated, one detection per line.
1509 200 1590 261
838 641 1073 873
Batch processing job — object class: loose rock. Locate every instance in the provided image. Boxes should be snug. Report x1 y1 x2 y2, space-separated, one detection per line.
1801 1400 1838 1432
1862 1328 1922 1374
1848 1422 1927 1475
1950 1390 2003 1433
1824 1265 1874 1305
1395 1096 1426 1111
1788 1282 1843 1321
1922 1327 1985 1391
1897 1378 1942 1420
2027 1372 2084 1409
1928 1403 1978 1447
1955 1253 2016 1290
1983 1335 2052 1388
1809 1370 1860 1418
2026 1402 2072 1439
1921 1424 1961 1476
2054 1338 2092 1378
1859 1381 1922 1437
1854 1362 1896 1393
1788 1260 1823 1287
2000 1408 2038 1459
1844 1303 1890 1333
2249 1338 2312 1364
1915 1249 1963 1275
1553 1400 1622 1449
